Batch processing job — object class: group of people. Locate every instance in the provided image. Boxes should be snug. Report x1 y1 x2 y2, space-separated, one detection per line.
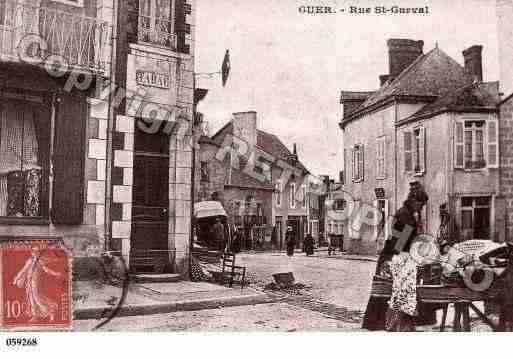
362 181 454 331
285 227 315 257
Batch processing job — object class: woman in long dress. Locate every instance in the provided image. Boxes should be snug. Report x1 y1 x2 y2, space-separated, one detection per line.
12 249 62 322
362 182 434 331
285 227 295 257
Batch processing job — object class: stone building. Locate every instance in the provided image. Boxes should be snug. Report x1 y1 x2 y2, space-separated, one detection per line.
195 111 310 250
0 0 196 277
498 0 513 242
340 38 504 254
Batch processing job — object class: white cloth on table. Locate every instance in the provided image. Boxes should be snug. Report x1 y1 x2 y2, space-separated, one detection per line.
388 252 418 316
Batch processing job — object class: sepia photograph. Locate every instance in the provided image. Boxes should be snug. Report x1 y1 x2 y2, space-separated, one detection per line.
0 0 513 354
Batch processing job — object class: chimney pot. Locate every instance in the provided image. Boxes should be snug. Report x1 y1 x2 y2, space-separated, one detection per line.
387 39 424 80
462 45 483 82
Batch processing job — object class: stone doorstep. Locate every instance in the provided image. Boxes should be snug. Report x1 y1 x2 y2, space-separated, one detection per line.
74 283 270 320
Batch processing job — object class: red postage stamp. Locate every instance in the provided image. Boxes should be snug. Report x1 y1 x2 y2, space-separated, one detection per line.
0 241 72 330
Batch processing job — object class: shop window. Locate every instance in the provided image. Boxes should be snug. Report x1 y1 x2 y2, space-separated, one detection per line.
461 196 491 240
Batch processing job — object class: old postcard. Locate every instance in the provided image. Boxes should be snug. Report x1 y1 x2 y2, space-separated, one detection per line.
0 1 513 352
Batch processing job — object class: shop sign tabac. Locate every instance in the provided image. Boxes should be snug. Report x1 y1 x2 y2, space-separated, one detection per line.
136 70 171 89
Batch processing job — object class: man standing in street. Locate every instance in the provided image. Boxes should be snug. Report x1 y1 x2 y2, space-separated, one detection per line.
212 218 226 252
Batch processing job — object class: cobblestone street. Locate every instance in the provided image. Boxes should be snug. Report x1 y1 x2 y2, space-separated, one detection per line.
76 250 377 331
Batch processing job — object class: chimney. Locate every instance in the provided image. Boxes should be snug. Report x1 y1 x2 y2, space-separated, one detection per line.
462 45 483 82
387 39 424 80
232 111 257 151
379 74 390 87
289 143 299 164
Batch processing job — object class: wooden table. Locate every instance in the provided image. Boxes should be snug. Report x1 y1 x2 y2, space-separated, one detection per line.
371 276 505 331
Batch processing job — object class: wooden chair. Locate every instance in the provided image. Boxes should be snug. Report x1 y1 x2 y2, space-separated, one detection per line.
220 252 246 290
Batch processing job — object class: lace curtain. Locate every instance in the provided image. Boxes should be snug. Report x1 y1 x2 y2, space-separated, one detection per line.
0 101 40 217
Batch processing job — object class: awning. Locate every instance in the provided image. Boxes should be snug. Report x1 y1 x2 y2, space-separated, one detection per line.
193 201 227 219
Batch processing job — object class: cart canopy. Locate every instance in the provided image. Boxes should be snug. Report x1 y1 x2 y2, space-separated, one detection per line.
194 201 227 219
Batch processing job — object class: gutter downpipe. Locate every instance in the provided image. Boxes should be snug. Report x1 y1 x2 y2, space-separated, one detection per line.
104 0 119 254
190 76 197 278
394 100 398 215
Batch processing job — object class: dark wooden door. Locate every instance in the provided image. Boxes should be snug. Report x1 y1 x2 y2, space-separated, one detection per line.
130 127 170 273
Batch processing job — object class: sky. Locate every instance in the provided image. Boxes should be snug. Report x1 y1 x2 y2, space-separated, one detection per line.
195 0 499 178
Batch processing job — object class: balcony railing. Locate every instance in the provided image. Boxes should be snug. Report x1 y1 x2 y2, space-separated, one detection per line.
0 0 109 73
138 14 176 50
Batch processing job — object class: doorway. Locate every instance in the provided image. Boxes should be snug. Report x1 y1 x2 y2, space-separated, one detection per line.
130 126 170 273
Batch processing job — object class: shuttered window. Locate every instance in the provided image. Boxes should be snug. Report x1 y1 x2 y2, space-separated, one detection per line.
352 144 364 182
376 136 386 179
174 0 191 53
454 119 497 170
413 127 425 174
0 99 50 220
275 180 282 207
51 93 86 224
404 131 412 172
290 182 296 209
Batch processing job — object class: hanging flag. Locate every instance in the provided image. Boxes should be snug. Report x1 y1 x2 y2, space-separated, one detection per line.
221 49 230 87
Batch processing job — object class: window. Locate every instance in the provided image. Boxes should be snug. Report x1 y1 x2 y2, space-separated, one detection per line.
275 180 282 207
139 0 175 49
302 185 307 209
352 144 364 182
376 136 386 179
413 128 425 174
404 131 412 172
404 128 425 174
455 119 499 169
0 94 86 224
0 101 48 219
200 161 209 182
290 182 296 208
460 196 491 240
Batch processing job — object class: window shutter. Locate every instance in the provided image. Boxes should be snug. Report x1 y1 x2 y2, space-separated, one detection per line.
376 140 380 178
33 104 52 220
359 145 364 181
404 131 412 172
487 118 499 168
383 199 389 240
454 121 464 168
352 148 356 182
51 93 86 224
419 127 426 173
